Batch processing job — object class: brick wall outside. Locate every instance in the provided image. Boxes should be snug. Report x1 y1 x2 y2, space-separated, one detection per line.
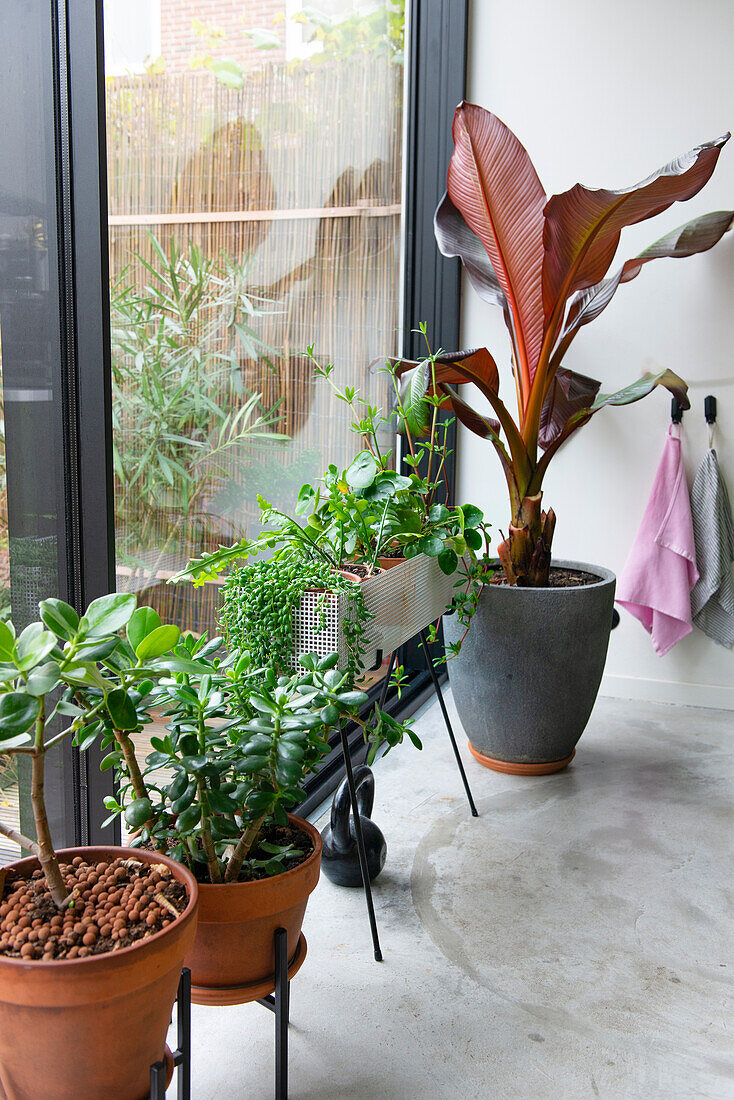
160 0 288 71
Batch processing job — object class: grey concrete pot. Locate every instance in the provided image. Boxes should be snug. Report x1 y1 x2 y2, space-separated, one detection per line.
443 560 616 774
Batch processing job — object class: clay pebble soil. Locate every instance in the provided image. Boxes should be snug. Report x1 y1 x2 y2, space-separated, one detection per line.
0 856 187 961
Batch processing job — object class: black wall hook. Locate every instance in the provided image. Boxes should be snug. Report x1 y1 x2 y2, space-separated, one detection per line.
671 397 685 424
705 395 717 424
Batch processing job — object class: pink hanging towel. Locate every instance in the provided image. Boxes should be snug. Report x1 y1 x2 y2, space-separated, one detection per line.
617 425 699 656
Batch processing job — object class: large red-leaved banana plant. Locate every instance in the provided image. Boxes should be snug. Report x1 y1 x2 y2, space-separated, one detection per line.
399 102 733 586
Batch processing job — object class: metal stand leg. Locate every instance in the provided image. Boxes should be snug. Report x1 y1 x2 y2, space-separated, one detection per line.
274 928 289 1100
149 967 191 1100
338 720 383 962
150 1060 166 1100
257 929 290 1099
418 629 479 818
175 969 191 1100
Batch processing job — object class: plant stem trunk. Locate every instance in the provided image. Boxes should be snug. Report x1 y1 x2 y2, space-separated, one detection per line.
224 812 268 883
497 494 556 587
0 821 40 857
115 730 148 801
196 779 222 884
31 703 68 907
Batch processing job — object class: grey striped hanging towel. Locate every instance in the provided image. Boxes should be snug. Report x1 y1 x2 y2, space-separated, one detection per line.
690 447 734 647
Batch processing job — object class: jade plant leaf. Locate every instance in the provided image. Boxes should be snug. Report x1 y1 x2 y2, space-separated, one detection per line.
126 606 162 651
15 624 57 671
39 598 79 641
0 621 15 661
106 687 139 731
0 692 40 740
82 592 137 638
25 661 61 698
134 624 180 660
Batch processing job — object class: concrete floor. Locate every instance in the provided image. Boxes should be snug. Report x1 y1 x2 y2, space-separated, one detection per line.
183 693 734 1099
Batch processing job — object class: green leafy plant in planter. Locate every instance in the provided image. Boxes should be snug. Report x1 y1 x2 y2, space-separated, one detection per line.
0 593 179 904
168 329 492 680
394 102 733 587
173 329 491 587
0 594 198 1100
219 554 371 680
409 103 733 774
306 335 492 575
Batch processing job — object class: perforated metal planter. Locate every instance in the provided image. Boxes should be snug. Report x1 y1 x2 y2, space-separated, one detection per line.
290 555 458 671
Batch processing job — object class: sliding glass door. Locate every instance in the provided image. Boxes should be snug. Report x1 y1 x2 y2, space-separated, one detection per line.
0 0 466 850
0 1 76 863
104 1 406 646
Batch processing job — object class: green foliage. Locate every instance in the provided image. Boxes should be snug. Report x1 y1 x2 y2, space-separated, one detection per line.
220 555 368 679
294 2 405 63
0 593 182 904
100 640 414 883
110 236 287 575
196 0 406 86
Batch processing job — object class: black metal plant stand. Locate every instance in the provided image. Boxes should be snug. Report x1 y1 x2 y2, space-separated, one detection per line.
340 627 478 962
150 968 191 1100
256 927 291 1100
149 929 292 1100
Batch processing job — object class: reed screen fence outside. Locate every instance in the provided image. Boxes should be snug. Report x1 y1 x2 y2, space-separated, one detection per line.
106 57 405 632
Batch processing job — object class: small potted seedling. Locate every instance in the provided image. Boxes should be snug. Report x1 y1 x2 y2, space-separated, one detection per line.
0 595 198 1100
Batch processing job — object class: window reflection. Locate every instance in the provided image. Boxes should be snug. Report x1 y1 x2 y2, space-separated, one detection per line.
106 1 405 637
0 1 63 862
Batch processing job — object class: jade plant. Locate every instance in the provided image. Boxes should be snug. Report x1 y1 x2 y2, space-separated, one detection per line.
103 641 416 883
0 593 175 906
393 101 733 586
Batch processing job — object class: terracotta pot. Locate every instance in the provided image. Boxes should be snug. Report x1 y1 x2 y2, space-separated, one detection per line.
377 556 404 570
0 846 198 1100
186 814 321 1005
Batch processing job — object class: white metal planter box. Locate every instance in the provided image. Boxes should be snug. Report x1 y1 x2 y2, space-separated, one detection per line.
290 555 458 672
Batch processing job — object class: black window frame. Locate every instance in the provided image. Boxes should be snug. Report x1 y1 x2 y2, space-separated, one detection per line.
10 0 467 840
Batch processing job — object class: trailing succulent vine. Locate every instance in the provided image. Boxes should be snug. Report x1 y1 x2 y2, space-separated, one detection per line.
219 554 371 681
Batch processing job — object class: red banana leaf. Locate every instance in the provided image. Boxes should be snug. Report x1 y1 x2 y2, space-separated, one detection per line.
531 368 690 492
559 209 734 346
542 134 730 333
434 191 508 312
538 367 601 449
446 103 547 389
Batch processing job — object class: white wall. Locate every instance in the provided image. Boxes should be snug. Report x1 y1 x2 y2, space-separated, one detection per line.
460 0 734 708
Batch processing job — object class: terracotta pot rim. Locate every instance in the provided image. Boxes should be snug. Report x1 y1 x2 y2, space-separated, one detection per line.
0 845 198 972
195 814 322 894
376 555 405 569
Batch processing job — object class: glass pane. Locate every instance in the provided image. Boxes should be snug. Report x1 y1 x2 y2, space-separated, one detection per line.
104 3 405 692
0 1 64 864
